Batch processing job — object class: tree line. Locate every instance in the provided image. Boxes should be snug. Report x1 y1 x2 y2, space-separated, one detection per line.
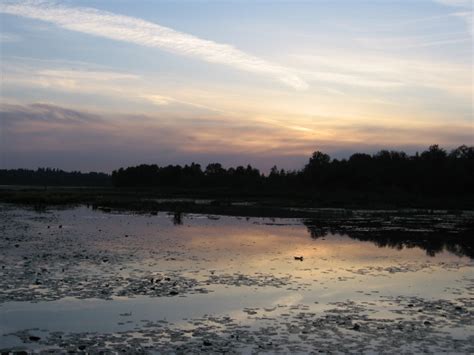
1 145 472 195
111 145 473 195
0 168 110 187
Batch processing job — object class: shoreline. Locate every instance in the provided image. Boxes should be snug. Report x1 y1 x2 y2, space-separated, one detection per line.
1 186 473 216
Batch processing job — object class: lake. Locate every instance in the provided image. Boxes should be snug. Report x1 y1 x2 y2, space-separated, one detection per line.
0 205 473 353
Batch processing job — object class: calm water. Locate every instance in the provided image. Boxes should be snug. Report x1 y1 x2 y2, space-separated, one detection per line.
0 205 472 353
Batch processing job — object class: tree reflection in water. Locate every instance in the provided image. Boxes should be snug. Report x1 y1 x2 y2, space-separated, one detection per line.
304 219 473 259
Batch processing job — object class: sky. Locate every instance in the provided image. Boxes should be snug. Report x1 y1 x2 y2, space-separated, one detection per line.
0 0 473 172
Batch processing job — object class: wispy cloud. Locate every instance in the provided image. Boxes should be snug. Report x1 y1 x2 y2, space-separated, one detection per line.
0 0 308 90
0 32 22 43
434 0 473 36
434 0 473 7
1 60 229 115
293 50 472 100
453 11 474 36
2 103 472 171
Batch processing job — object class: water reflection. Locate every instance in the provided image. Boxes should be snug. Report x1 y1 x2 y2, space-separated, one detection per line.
1 205 473 354
304 220 474 258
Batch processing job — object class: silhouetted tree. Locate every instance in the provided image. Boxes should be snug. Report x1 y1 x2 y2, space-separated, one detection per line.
5 145 471 201
0 168 110 186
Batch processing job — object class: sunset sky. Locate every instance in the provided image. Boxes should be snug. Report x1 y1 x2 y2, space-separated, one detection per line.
1 0 472 172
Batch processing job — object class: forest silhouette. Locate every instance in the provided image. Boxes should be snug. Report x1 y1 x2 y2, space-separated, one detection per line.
111 144 473 195
0 168 109 187
1 145 473 197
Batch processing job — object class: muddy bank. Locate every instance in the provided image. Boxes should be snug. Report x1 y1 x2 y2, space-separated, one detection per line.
3 297 473 353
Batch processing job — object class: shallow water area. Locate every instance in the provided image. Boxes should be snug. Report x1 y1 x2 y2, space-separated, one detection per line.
0 204 473 353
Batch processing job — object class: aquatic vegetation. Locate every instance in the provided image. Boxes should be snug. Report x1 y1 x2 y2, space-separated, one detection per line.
0 205 472 353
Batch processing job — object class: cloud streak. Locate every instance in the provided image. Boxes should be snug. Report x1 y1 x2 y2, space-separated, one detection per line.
433 0 473 36
2 103 472 173
434 0 473 7
0 32 22 43
0 0 308 90
453 11 473 36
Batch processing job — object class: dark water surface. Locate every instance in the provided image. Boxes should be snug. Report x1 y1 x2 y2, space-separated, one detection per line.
0 205 472 353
